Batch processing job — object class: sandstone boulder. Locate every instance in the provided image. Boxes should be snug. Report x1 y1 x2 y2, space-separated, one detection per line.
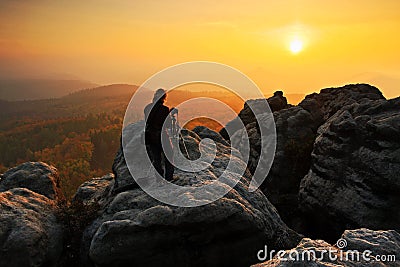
81 123 301 267
0 162 64 267
230 84 390 235
232 106 320 231
300 97 400 240
220 91 289 140
0 162 63 201
73 173 114 206
299 83 384 121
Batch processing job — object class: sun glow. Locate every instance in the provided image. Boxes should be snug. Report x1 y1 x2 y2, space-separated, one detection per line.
289 39 303 54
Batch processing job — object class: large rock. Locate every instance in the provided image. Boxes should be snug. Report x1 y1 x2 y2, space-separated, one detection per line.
220 91 289 140
192 125 230 147
81 122 301 267
111 139 132 193
268 91 289 112
73 173 115 206
299 83 384 121
252 228 400 266
0 162 63 201
0 162 65 267
232 106 321 232
300 97 400 240
230 84 389 235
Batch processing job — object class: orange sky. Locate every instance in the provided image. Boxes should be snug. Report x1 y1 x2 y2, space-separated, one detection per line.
0 0 399 98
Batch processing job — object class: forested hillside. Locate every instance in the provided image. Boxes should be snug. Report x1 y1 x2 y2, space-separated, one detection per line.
0 84 135 197
0 79 98 100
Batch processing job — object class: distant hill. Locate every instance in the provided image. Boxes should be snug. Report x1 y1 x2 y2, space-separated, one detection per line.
0 84 245 123
0 84 139 125
0 79 99 101
63 84 138 100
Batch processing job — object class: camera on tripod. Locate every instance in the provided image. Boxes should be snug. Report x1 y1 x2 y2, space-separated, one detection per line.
170 107 179 116
170 107 179 138
169 106 195 166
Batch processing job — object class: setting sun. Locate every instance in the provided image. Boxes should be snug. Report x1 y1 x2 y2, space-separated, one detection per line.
289 39 303 54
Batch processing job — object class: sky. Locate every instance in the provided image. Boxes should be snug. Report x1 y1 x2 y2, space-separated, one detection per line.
0 0 399 98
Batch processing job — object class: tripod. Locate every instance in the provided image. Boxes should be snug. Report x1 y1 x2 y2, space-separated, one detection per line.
170 110 197 176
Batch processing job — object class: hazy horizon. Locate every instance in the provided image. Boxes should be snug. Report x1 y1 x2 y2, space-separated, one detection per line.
0 1 399 99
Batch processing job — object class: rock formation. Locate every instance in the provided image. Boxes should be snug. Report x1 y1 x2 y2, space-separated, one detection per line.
0 161 63 201
73 173 115 206
0 162 64 267
299 96 400 240
220 91 290 140
78 122 301 267
232 106 320 231
230 84 391 236
299 83 384 121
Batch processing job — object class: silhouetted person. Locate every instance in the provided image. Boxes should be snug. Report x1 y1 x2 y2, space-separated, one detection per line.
144 89 174 181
